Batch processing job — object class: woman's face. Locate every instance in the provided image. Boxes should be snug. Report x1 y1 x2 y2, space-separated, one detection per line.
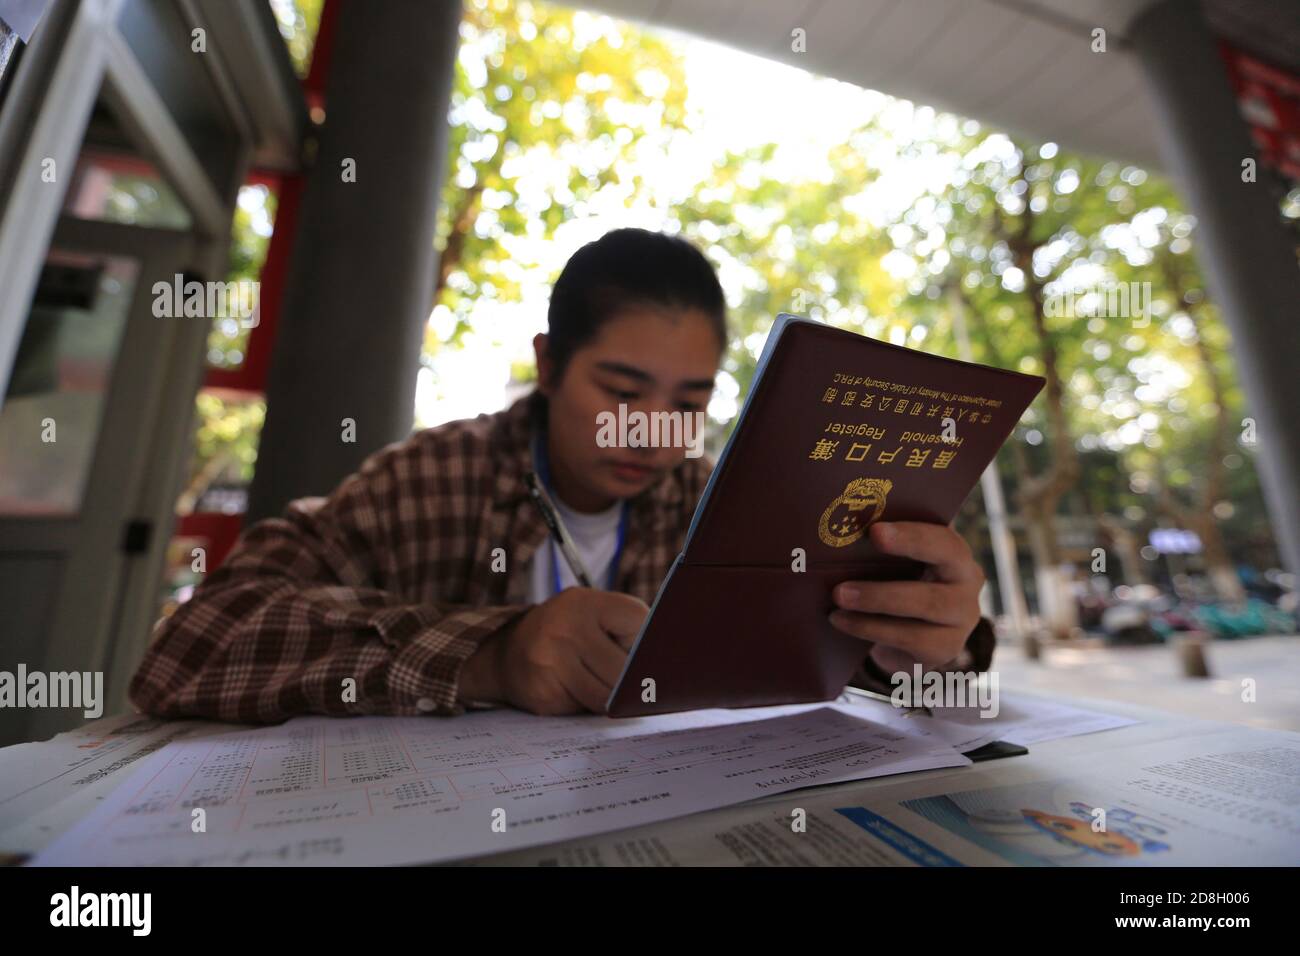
536 305 723 513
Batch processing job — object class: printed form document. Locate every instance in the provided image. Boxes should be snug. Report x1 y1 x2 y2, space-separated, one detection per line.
32 701 973 866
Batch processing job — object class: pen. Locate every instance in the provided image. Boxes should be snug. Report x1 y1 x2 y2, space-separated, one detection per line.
524 470 596 588
841 685 933 716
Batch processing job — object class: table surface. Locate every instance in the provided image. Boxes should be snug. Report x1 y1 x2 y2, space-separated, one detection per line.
0 689 1285 865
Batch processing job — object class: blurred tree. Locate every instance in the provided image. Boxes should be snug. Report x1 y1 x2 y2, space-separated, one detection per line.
1144 217 1249 601
673 136 899 403
893 132 1274 623
175 393 265 513
205 186 276 370
896 136 1106 634
270 0 325 77
181 186 274 511
431 0 691 357
1073 177 1268 599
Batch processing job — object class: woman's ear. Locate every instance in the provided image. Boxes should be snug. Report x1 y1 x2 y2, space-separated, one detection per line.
533 332 554 395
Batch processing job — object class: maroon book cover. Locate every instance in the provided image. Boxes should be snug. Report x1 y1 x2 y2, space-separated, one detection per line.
607 314 1045 717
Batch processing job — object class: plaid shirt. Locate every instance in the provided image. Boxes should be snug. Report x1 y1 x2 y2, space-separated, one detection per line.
130 392 993 723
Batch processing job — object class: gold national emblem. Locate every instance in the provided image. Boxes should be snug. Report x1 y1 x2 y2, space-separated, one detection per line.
818 478 893 547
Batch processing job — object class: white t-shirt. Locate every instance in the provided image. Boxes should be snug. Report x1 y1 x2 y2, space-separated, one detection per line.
527 494 624 604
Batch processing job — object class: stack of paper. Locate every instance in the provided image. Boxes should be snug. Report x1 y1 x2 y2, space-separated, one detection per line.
22 692 1141 867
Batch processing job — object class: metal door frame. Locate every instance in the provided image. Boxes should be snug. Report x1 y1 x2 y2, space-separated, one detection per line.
0 0 253 742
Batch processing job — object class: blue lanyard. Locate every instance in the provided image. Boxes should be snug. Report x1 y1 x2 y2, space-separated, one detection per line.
533 430 629 596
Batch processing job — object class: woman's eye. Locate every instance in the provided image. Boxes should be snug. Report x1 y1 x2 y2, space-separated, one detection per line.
605 386 639 401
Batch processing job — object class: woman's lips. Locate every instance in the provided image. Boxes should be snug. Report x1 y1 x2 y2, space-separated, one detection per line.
608 461 655 483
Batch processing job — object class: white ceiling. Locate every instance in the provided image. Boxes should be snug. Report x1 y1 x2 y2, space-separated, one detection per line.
580 0 1169 168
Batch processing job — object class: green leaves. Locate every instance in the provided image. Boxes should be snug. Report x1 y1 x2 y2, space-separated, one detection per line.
434 1 691 329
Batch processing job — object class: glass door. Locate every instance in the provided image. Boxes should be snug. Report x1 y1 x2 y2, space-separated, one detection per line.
0 215 202 745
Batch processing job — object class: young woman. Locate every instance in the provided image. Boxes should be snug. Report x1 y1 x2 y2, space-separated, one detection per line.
130 228 991 722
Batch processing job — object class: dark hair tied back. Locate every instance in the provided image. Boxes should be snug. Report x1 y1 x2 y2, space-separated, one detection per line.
546 228 727 380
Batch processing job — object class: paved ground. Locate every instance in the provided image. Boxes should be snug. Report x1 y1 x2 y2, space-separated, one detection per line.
992 633 1300 732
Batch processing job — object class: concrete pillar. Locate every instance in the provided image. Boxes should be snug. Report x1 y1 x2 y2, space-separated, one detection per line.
1129 1 1300 579
247 0 463 521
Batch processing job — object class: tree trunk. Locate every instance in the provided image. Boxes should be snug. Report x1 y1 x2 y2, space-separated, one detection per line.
1191 511 1247 602
432 184 483 307
1098 513 1149 587
1002 203 1080 637
1157 253 1246 603
959 250 1079 638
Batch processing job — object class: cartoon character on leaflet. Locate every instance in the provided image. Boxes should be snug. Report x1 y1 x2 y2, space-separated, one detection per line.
965 801 1170 862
